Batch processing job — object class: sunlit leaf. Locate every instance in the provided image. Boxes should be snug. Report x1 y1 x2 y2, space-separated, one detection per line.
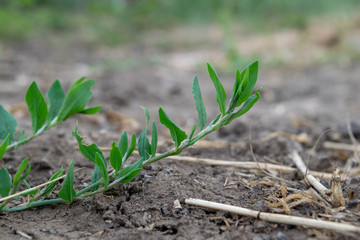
141 106 150 129
159 107 187 149
118 131 128 158
110 142 122 172
58 161 76 203
72 124 104 163
138 128 151 160
17 131 26 142
0 168 11 197
46 80 65 122
25 81 48 134
117 158 143 180
151 122 157 157
207 63 227 115
120 169 142 184
0 135 9 160
20 189 38 196
236 61 259 107
91 165 102 190
0 105 17 143
95 152 109 189
189 124 197 139
79 105 102 115
192 76 207 130
36 168 64 199
57 78 95 121
13 158 28 186
125 134 136 162
225 89 261 125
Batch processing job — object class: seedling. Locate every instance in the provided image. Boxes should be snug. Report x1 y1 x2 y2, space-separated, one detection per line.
0 77 101 152
0 62 261 212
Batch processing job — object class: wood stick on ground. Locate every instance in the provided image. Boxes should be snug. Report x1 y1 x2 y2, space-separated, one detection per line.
323 141 360 153
98 147 334 180
259 131 311 144
185 198 360 233
291 151 333 204
167 154 333 180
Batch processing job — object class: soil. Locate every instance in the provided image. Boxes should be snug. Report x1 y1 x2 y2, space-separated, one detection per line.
1 26 360 240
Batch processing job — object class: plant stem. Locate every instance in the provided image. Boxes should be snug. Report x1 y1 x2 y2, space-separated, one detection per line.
142 115 226 166
6 118 59 152
1 198 65 212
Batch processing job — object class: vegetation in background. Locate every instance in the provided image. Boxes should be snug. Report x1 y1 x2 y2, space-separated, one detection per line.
0 0 359 45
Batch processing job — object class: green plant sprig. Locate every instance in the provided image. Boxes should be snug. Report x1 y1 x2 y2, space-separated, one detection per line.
1 77 101 152
0 61 261 212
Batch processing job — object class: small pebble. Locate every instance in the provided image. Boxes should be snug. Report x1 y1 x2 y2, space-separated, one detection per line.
276 231 289 240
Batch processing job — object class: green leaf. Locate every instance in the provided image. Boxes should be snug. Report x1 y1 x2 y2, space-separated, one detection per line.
225 89 261 125
72 124 104 163
192 75 207 130
13 158 28 186
141 106 150 129
95 152 109 189
189 124 197 139
159 107 187 149
116 158 143 179
207 63 227 115
0 135 9 160
17 130 26 142
57 79 95 121
0 105 17 143
0 168 11 197
120 169 142 184
118 131 128 158
25 81 48 134
91 165 102 190
79 105 102 115
125 134 136 162
58 160 76 203
20 189 39 196
138 128 151 160
36 168 64 199
46 80 65 122
71 76 86 88
19 165 31 183
151 122 157 157
110 142 122 172
236 61 259 107
228 69 247 112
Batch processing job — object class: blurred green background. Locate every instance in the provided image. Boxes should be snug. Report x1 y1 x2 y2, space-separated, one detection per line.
1 0 358 43
1 0 360 71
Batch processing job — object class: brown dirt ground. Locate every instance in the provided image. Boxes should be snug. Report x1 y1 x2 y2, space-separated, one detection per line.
1 26 360 240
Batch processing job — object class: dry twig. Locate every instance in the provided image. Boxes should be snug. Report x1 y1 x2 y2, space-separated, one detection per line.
259 131 311 144
167 154 334 180
291 151 345 208
323 141 360 153
185 198 360 233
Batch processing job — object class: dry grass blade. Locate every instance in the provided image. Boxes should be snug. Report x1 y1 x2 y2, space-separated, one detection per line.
259 131 311 144
291 151 345 208
185 198 360 233
323 141 360 153
167 154 333 180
